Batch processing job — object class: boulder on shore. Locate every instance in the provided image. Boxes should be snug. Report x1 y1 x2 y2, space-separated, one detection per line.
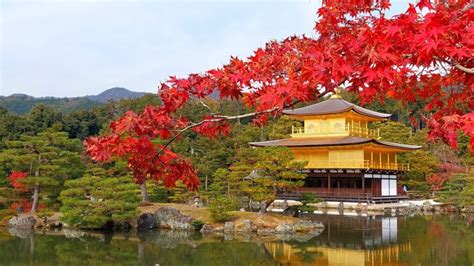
154 207 193 230
8 215 36 229
224 222 234 233
234 219 257 233
200 224 215 233
137 213 156 230
294 220 324 232
275 223 295 234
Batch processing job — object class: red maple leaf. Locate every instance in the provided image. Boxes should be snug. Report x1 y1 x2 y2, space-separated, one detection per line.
8 171 28 192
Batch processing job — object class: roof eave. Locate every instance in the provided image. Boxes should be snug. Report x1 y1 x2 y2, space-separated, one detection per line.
283 107 391 120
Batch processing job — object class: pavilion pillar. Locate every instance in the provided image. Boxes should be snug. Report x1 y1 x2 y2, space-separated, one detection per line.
362 174 365 192
328 173 331 193
370 151 373 168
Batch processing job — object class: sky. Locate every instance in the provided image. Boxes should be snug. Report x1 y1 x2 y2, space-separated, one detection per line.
1 0 412 97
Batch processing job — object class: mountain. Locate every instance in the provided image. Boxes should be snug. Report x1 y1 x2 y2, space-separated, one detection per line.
85 87 145 103
0 88 147 115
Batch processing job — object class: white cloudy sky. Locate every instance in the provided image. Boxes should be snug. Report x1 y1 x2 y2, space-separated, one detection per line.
1 0 412 97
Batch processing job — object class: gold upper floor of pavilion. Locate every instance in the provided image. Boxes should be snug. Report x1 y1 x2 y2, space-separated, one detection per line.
250 90 421 171
291 123 380 139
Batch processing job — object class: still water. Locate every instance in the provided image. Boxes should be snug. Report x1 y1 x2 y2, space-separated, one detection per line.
0 214 473 266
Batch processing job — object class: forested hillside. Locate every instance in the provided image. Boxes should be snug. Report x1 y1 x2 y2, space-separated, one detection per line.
0 87 146 115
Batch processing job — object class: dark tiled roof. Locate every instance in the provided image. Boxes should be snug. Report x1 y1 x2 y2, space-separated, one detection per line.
377 140 423 150
283 98 391 118
249 136 421 150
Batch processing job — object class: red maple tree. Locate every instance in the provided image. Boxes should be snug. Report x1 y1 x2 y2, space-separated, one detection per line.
8 171 28 192
426 173 448 197
85 0 473 191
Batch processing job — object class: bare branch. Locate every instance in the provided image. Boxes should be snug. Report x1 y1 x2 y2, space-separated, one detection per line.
461 3 474 12
155 106 280 157
453 62 474 74
196 99 214 115
213 106 279 120
434 56 474 74
437 61 450 75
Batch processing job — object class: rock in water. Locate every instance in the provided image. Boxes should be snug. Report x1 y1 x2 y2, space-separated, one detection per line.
137 213 156 230
8 215 36 229
154 207 193 230
115 220 132 231
200 224 214 233
275 223 295 234
257 228 276 235
294 220 324 232
234 219 257 233
224 222 234 233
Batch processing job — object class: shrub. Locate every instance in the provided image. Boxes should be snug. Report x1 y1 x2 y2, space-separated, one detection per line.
209 196 238 222
0 209 15 225
295 193 322 214
192 220 204 231
60 174 140 229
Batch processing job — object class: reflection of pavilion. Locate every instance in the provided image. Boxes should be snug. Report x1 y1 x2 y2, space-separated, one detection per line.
265 215 411 265
315 215 399 248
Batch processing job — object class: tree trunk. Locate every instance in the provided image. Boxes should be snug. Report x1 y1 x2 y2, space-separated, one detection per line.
140 182 149 202
31 185 39 213
31 154 41 213
205 175 208 191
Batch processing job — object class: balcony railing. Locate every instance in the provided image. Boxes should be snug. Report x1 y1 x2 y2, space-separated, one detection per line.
305 160 410 171
291 124 380 139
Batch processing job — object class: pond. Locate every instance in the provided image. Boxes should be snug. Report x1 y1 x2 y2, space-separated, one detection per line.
0 214 472 266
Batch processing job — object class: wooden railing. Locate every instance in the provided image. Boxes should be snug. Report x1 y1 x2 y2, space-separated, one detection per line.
306 160 410 171
291 124 380 139
280 188 374 202
279 187 409 202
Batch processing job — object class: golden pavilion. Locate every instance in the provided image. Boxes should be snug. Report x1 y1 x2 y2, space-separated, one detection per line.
250 90 421 203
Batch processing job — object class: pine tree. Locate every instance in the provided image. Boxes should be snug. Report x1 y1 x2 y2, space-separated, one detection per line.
60 168 140 229
168 181 194 203
231 147 307 212
0 129 84 212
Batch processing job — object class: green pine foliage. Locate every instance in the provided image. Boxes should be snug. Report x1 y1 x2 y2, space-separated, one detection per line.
0 129 84 211
209 196 238 222
206 168 242 199
377 121 441 197
146 181 172 203
295 193 322 213
60 169 140 229
438 171 474 207
168 181 194 203
231 147 307 208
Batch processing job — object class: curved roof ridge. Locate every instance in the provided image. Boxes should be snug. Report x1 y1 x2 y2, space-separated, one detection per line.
283 98 391 118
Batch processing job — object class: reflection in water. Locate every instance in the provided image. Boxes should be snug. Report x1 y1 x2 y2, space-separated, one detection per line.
264 215 410 266
0 214 472 265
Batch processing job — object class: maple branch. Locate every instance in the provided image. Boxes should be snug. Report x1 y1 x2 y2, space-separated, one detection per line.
434 56 474 74
213 107 279 120
196 99 214 115
437 61 450 75
155 106 280 157
461 3 474 12
452 63 474 74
